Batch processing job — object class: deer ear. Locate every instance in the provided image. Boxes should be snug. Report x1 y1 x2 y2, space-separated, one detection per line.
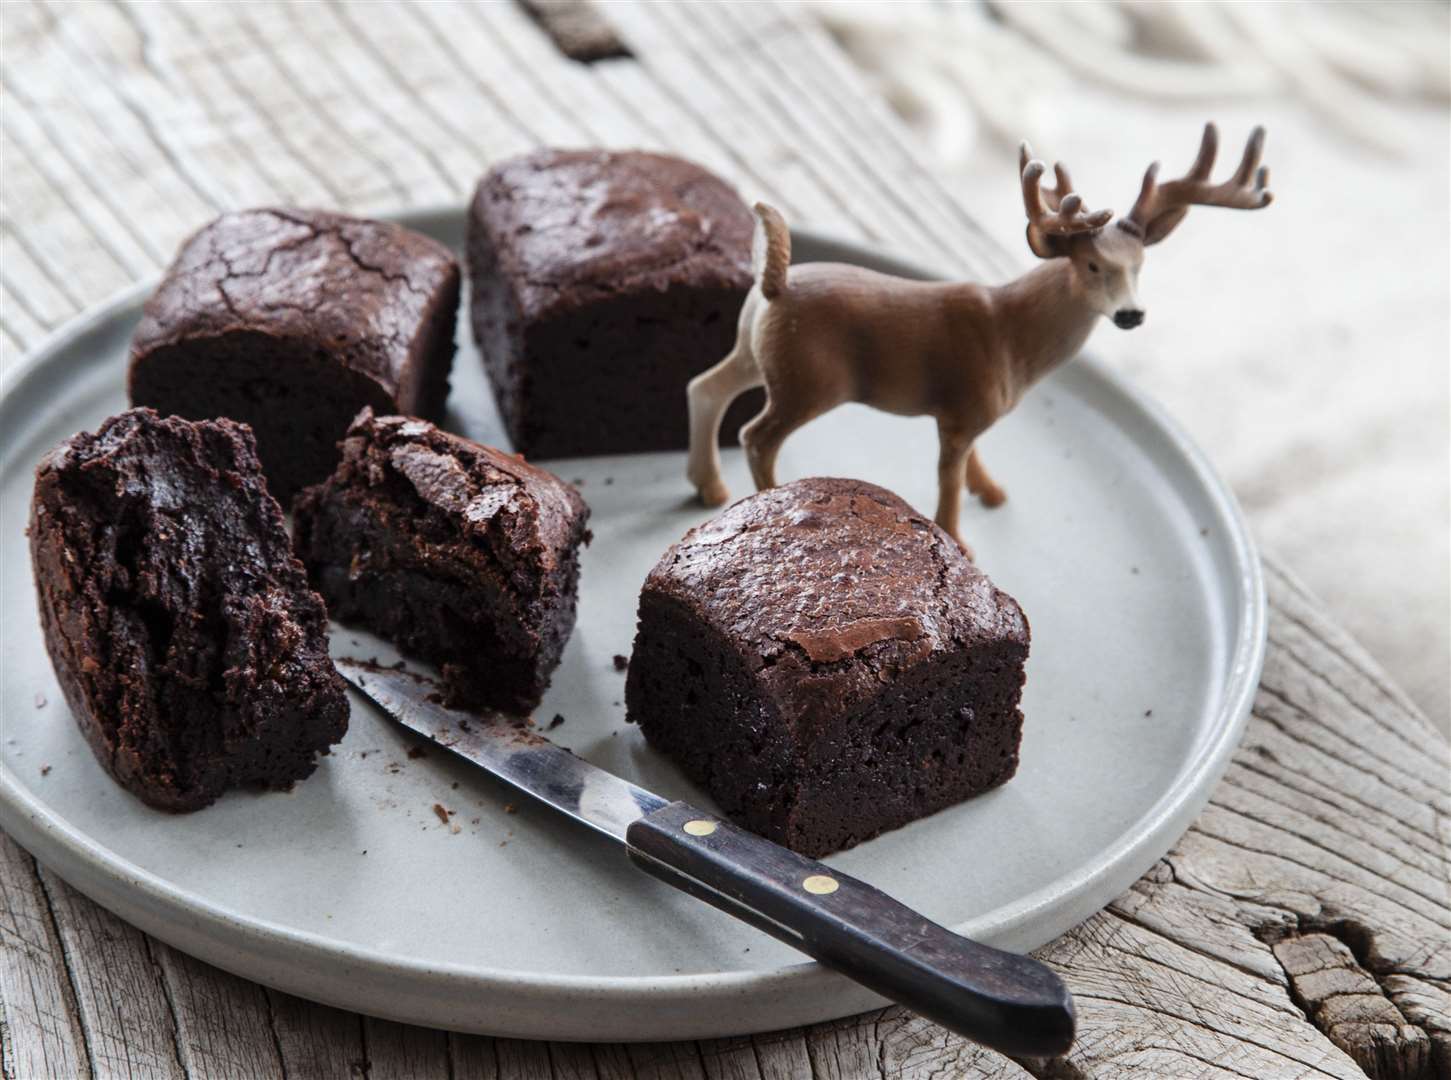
1025 224 1069 259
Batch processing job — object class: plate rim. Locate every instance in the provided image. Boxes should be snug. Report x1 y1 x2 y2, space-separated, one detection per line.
0 208 1266 1038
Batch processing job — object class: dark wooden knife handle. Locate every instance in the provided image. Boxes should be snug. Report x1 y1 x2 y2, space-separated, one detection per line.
625 801 1074 1057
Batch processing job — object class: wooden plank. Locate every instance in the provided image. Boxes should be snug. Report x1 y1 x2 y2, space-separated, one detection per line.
605 3 860 237
70 0 265 212
495 1037 557 1080
281 2 463 204
474 2 653 150
226 7 413 209
769 3 1017 281
687 1 964 273
361 1015 451 1080
264 988 366 1079
153 945 283 1080
31 867 183 1080
0 835 90 1080
160 3 338 207
449 1031 503 1080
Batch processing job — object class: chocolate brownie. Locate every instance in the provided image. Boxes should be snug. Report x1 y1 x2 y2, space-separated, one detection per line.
28 409 349 812
129 208 460 501
292 410 590 714
467 149 763 458
625 477 1029 857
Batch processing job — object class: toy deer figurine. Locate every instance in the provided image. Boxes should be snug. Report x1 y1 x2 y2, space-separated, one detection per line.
686 123 1272 556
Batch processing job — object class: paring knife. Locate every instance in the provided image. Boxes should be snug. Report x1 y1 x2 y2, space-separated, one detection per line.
338 660 1075 1057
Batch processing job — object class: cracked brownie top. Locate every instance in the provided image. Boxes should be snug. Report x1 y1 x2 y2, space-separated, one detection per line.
470 149 754 322
641 477 1029 720
129 208 458 396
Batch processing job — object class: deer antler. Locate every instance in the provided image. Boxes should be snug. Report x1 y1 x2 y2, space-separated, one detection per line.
1124 123 1273 245
1019 142 1112 259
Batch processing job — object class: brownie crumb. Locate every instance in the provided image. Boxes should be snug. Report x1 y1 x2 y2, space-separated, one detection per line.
612 654 629 672
1144 709 1154 717
40 765 51 776
547 714 565 730
407 746 428 760
432 803 451 824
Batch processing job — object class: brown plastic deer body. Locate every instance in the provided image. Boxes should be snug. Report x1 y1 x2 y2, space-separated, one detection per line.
686 123 1272 556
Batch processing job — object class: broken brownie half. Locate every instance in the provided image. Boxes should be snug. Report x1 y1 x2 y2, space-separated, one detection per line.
29 408 350 812
292 410 590 714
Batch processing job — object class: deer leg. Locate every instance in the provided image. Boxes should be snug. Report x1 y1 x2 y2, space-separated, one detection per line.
686 344 762 506
740 398 812 492
965 446 1007 508
934 430 974 559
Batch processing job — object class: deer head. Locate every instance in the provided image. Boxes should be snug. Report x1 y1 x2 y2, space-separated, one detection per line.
1019 123 1273 331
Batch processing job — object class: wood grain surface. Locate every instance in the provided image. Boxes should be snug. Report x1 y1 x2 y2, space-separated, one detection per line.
2 3 1446 1078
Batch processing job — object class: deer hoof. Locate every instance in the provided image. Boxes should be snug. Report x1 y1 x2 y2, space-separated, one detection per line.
978 486 1007 509
697 478 731 507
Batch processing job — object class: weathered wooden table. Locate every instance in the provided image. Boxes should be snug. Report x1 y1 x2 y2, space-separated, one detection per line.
3 4 1446 1078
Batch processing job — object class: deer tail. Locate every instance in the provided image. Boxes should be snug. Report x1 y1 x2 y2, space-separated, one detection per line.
751 202 790 300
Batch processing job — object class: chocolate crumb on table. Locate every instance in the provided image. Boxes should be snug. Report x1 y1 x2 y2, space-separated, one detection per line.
432 803 450 824
547 714 565 730
612 654 629 672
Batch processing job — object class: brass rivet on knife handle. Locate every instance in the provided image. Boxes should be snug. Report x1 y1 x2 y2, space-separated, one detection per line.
802 874 840 895
683 819 717 837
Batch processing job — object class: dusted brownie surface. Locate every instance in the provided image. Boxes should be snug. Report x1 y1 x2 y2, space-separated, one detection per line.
129 208 460 501
467 148 761 458
292 410 590 715
28 408 349 812
625 477 1030 856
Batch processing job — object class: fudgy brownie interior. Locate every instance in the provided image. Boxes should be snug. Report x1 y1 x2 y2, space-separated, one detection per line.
292 410 590 714
28 408 349 812
129 208 459 501
626 477 1030 856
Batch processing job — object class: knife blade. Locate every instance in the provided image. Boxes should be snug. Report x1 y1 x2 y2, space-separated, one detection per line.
337 659 1075 1057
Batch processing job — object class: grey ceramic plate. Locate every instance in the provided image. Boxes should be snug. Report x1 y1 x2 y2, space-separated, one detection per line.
0 209 1264 1042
